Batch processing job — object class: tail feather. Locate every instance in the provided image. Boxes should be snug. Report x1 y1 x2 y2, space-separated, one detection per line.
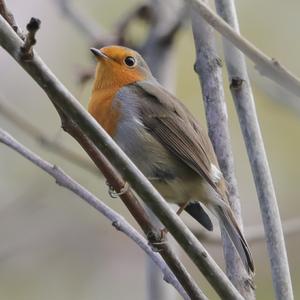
185 202 213 231
213 205 254 273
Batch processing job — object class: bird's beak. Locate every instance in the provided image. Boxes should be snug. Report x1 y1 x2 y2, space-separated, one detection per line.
90 48 109 60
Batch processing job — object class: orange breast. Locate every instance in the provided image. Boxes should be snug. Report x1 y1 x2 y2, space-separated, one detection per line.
88 88 120 136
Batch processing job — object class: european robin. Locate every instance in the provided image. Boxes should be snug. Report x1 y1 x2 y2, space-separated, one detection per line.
88 45 254 273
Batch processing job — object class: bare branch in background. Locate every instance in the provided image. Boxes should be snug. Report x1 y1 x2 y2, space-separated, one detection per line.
0 128 189 300
114 3 153 46
56 1 155 85
0 0 23 38
0 95 97 174
141 0 186 85
251 72 300 116
214 0 294 299
184 0 300 100
195 218 300 245
56 0 116 46
0 13 244 300
190 1 255 297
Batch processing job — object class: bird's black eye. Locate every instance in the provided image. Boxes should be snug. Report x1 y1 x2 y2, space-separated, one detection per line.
124 56 136 67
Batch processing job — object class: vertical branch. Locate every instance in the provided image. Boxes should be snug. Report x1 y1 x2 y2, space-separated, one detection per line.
186 0 300 99
214 1 294 299
142 0 185 88
190 1 255 298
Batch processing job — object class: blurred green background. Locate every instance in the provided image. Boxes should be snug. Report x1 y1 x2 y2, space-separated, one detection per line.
0 0 299 299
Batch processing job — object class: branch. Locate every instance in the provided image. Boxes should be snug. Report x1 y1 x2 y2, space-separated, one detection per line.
0 94 97 174
195 218 300 245
55 1 153 85
0 128 188 300
56 0 116 46
252 73 300 116
113 3 153 46
0 14 243 300
0 0 23 39
184 0 300 99
141 0 186 85
190 2 255 297
214 1 294 299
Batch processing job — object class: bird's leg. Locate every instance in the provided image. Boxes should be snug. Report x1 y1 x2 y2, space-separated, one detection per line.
176 201 190 216
106 181 129 198
159 201 190 240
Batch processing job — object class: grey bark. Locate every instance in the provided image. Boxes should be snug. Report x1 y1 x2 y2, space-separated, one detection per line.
190 2 255 298
214 1 294 299
187 0 300 99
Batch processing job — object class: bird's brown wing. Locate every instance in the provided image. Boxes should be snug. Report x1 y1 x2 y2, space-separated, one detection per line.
132 80 221 194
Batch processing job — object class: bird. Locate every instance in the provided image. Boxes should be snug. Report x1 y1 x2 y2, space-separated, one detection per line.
88 45 254 273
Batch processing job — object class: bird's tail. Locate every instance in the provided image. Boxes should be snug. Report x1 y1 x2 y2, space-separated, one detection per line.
211 204 254 273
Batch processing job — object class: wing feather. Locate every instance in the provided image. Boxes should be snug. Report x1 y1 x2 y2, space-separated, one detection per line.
121 80 222 194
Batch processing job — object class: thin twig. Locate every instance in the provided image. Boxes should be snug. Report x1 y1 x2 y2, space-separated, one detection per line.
184 0 300 99
0 15 243 300
56 0 117 47
0 128 189 300
190 1 255 297
0 94 97 174
20 17 41 60
214 1 294 299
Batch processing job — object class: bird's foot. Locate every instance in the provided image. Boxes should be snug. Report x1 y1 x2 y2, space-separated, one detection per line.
106 181 129 198
149 229 168 252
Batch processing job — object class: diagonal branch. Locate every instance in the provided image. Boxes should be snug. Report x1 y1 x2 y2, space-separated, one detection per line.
0 94 97 174
56 0 115 45
0 128 188 300
0 0 23 39
185 0 300 99
0 14 243 299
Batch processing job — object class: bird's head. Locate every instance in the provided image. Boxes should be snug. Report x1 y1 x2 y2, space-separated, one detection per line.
90 45 152 90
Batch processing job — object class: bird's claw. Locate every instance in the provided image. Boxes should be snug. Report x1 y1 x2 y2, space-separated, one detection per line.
106 181 129 198
149 228 168 252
